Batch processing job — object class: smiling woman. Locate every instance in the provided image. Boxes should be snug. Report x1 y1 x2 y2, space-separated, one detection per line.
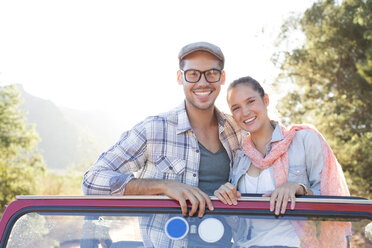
215 75 351 247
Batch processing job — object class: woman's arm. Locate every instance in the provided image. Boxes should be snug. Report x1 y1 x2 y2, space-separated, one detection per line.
265 129 323 215
264 181 312 215
303 129 324 195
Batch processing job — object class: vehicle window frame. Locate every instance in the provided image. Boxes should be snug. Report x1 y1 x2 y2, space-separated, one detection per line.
1 196 371 248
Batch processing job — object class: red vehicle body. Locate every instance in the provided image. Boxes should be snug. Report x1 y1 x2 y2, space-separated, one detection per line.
0 195 371 247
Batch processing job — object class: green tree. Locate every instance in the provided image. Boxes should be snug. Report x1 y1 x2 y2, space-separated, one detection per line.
0 85 45 213
273 0 372 198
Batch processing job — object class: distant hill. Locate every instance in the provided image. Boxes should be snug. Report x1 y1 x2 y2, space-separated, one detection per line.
17 85 124 173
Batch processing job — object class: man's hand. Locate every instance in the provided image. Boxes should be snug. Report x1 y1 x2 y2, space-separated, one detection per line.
214 182 241 205
125 178 213 217
162 181 214 218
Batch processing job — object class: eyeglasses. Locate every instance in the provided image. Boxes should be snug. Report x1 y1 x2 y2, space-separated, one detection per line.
180 68 222 83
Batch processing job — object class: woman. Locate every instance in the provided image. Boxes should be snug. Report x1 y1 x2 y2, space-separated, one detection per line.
214 76 350 247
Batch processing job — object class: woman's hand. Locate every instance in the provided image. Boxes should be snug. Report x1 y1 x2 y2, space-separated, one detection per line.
214 182 241 205
263 182 304 215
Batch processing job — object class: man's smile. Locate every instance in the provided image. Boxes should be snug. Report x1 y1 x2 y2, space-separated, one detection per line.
194 90 212 96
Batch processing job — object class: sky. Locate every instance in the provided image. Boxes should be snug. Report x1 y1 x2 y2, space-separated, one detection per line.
0 0 315 131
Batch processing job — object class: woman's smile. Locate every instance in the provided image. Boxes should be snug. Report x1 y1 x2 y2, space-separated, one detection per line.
244 116 257 124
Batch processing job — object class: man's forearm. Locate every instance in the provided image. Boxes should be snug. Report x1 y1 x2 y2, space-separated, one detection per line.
124 178 167 195
125 178 214 217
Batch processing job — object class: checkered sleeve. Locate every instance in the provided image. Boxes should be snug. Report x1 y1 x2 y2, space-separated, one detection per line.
82 121 148 195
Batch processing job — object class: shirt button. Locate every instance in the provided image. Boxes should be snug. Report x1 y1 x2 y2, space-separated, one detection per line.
193 173 197 177
196 150 200 153
169 166 173 170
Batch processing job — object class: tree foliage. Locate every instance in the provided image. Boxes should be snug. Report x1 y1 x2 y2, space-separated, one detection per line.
0 85 46 212
274 0 372 198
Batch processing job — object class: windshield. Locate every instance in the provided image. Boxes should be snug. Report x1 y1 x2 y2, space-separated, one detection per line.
5 210 372 248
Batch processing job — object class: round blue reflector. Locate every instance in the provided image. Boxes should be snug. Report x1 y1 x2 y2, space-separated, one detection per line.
165 217 189 240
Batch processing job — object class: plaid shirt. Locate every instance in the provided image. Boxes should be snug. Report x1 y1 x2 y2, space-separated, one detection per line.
82 102 242 247
82 102 242 195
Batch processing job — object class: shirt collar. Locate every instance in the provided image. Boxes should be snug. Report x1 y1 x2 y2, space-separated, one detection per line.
270 121 284 143
176 102 192 134
215 106 227 131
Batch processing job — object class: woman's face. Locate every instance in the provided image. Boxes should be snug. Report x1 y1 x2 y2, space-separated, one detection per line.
227 84 270 133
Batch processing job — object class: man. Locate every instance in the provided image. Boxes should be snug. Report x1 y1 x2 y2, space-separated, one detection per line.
82 41 241 246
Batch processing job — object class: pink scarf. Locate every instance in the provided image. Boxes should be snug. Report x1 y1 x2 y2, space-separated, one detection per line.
243 124 349 196
243 124 350 248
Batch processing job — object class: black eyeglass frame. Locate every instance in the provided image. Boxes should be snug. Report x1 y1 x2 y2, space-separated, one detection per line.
180 68 223 83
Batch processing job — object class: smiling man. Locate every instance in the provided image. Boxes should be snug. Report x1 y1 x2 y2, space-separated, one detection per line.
82 42 242 247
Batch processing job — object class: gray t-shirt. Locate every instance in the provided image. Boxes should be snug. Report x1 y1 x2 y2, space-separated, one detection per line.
197 142 230 195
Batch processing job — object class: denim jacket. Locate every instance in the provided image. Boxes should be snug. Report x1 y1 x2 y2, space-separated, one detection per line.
231 123 323 195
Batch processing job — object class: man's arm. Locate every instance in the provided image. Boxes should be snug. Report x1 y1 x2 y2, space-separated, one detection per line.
82 120 213 216
125 178 214 218
82 122 147 195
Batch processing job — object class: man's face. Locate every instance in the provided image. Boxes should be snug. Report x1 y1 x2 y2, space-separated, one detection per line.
177 51 225 111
